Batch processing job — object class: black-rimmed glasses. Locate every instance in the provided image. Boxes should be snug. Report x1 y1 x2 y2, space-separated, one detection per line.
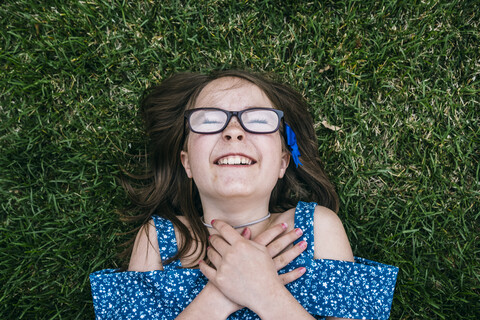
184 108 284 134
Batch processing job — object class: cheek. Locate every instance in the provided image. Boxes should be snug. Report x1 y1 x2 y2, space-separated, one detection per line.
267 135 284 156
187 135 214 166
186 134 202 154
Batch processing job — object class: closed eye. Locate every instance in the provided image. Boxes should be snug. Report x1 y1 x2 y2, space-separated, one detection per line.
247 119 268 124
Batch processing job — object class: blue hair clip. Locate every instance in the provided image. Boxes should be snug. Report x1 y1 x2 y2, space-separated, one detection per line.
285 123 303 167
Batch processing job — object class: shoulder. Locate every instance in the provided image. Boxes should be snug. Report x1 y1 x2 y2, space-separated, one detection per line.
313 205 354 262
128 219 163 271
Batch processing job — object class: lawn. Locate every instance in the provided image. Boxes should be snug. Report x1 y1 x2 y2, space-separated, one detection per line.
1 0 478 319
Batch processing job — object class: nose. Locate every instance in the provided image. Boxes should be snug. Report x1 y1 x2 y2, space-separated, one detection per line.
222 116 245 141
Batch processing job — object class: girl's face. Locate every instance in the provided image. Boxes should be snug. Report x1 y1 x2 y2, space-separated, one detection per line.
180 77 290 203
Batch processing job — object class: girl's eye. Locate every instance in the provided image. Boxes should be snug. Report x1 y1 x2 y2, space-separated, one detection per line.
200 111 226 124
247 118 268 124
202 119 222 124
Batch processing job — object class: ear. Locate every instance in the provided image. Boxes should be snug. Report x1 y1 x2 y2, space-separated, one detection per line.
180 150 193 178
278 151 290 178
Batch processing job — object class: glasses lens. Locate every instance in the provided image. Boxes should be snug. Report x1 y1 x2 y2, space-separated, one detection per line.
241 109 280 133
188 109 227 133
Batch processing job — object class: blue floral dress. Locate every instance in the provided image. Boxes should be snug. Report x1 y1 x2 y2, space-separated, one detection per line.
90 202 398 319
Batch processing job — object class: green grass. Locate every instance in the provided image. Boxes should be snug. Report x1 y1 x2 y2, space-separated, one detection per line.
1 0 478 318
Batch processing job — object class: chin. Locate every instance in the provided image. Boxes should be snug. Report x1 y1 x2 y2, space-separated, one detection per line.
217 184 275 200
217 187 254 198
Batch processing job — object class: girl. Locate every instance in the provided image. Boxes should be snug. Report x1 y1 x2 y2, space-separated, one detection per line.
90 70 398 319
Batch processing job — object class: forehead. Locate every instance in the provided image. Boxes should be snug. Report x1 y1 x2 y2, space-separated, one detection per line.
194 77 273 109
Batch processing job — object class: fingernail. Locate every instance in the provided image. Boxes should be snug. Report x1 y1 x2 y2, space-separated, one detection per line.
198 260 204 265
298 240 307 249
208 235 212 240
298 267 306 274
295 228 303 236
281 222 288 230
241 228 248 236
210 219 215 225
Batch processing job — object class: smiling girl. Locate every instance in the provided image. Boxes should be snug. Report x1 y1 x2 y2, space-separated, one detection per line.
90 70 398 319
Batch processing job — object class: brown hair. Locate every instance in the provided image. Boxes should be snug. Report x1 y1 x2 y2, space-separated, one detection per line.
120 70 339 267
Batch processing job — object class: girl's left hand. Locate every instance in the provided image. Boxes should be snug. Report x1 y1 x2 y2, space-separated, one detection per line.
199 219 305 312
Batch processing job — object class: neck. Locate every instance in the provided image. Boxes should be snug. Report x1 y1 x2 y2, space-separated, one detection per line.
202 213 271 229
200 198 273 236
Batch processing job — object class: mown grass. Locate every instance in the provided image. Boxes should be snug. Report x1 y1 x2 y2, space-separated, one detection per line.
1 0 478 319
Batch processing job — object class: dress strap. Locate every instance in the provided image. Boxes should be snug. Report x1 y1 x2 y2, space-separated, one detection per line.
151 216 182 269
293 201 317 259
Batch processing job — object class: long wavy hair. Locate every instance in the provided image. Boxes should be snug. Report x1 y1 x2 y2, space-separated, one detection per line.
119 70 339 267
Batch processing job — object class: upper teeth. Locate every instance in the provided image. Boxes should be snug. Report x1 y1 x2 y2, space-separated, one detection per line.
217 156 252 165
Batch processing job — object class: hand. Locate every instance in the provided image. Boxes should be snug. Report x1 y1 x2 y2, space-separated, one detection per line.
249 222 307 285
177 227 256 319
199 220 307 310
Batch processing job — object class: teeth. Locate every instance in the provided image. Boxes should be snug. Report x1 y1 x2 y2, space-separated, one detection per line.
217 156 252 165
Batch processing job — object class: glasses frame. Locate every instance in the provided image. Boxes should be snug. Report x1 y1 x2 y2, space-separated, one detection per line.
184 107 284 134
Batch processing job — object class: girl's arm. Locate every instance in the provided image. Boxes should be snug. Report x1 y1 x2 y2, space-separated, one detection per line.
129 220 239 319
129 221 307 320
128 220 163 271
201 206 356 320
178 223 308 319
313 206 356 320
313 206 354 262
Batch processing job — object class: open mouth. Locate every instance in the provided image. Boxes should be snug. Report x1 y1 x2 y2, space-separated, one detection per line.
215 155 256 165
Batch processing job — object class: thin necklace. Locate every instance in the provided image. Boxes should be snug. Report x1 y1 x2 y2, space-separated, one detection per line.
201 213 271 229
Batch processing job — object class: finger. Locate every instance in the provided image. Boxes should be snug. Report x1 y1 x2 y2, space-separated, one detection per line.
209 234 232 255
206 246 222 268
241 227 251 239
273 240 307 270
279 267 306 285
253 222 288 246
211 220 243 244
199 260 217 281
265 227 304 258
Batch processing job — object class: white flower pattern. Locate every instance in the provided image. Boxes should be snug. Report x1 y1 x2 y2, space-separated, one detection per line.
90 202 398 319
